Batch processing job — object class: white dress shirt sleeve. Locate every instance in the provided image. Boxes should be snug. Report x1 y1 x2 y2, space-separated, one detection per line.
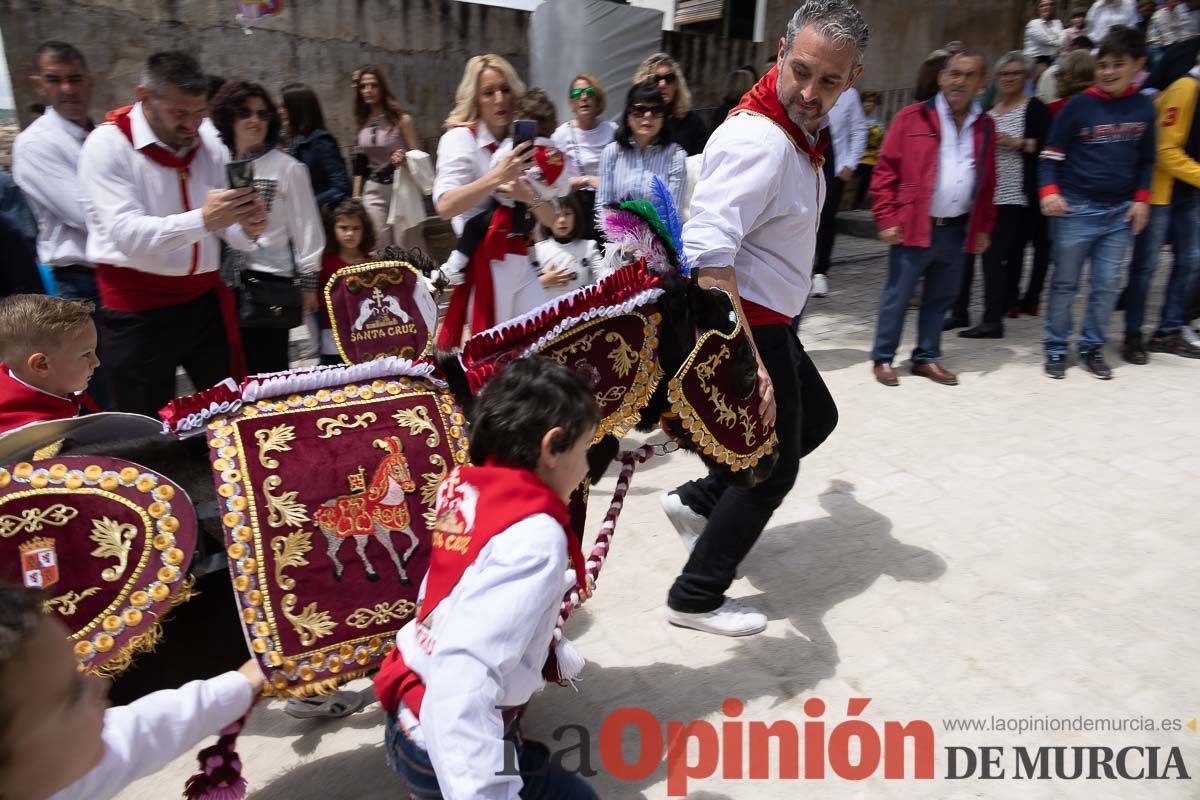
13 132 87 231
49 671 253 800
683 127 784 272
433 127 483 207
284 158 325 276
78 126 210 262
420 515 568 800
839 90 868 174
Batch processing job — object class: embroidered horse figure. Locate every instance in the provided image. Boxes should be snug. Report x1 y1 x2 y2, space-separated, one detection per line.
314 436 420 583
352 287 411 331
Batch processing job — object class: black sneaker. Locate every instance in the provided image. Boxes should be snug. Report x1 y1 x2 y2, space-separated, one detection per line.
1121 332 1148 365
1044 353 1068 379
1148 330 1200 359
1078 349 1113 380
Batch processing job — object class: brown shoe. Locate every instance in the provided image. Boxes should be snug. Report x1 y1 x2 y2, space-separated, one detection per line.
873 362 899 386
911 361 958 385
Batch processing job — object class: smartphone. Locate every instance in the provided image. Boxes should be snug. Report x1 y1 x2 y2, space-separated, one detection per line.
226 158 255 190
513 119 538 148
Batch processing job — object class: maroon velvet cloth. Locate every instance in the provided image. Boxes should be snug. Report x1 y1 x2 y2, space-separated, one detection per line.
327 263 434 363
0 455 197 674
208 378 469 694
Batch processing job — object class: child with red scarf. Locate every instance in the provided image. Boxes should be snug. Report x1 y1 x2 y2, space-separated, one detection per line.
0 294 100 435
374 357 599 800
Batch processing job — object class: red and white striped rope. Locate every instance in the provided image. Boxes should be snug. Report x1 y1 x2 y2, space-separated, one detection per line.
552 444 658 641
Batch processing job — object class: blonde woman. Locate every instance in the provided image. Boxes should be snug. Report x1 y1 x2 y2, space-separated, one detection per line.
634 52 709 155
434 55 560 347
551 73 616 241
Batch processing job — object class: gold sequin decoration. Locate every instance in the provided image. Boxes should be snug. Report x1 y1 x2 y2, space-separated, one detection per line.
327 656 343 674
130 591 149 607
102 615 121 633
29 474 48 489
230 497 248 511
123 609 142 627
153 533 171 551
271 672 289 690
298 665 315 682
135 476 156 493
218 483 236 498
282 659 297 676
151 584 170 603
235 527 253 543
267 651 283 667
74 640 94 659
164 547 185 566
99 476 118 491
233 575 251 592
82 465 101 481
119 466 140 482
222 512 242 528
241 557 257 574
157 566 178 583
153 485 174 502
227 543 246 560
254 621 271 637
95 634 114 653
48 464 68 480
147 502 167 519
246 590 263 607
64 474 83 489
242 608 258 624
252 638 269 654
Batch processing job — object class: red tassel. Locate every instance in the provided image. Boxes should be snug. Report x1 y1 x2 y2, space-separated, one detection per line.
183 714 250 800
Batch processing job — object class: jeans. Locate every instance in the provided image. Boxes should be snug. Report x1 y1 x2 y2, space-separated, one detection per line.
669 326 838 613
871 221 967 364
384 713 598 799
1125 197 1200 335
1044 198 1132 356
53 265 112 409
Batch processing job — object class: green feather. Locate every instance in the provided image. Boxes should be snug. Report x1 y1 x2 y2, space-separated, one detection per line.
617 199 678 264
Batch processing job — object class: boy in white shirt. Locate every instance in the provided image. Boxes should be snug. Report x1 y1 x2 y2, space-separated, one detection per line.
0 586 262 800
373 357 599 800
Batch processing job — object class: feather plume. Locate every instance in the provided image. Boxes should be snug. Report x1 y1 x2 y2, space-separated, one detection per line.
649 176 689 275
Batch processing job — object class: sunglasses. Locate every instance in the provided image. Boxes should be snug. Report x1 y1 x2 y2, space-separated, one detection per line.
629 104 666 118
235 107 272 122
570 86 597 99
655 73 677 85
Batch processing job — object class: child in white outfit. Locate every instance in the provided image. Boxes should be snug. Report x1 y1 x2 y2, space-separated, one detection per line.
533 192 603 298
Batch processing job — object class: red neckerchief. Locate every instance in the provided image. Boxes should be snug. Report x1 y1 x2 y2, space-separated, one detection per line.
435 205 527 349
0 364 85 435
729 65 830 169
1084 85 1139 100
374 463 585 719
533 143 565 186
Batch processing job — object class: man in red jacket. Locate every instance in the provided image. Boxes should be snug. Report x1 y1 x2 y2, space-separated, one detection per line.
869 50 997 386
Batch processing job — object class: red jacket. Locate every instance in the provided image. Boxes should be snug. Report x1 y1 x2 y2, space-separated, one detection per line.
870 97 997 251
0 364 86 435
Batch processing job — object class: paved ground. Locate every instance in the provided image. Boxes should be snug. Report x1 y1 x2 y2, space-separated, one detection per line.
119 236 1200 799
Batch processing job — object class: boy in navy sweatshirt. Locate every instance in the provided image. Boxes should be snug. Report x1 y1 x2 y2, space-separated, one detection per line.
1039 26 1156 380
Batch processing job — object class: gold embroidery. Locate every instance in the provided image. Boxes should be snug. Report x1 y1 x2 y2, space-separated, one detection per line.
709 385 737 428
606 332 638 378
392 406 439 447
316 412 378 439
281 593 337 646
44 587 100 615
270 529 313 590
0 504 78 538
263 475 311 529
421 453 448 531
345 599 417 629
89 517 138 582
546 330 604 363
255 424 296 469
344 269 408 291
737 406 758 447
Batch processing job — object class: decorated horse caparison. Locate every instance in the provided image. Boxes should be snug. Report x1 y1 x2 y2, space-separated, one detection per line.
11 182 776 708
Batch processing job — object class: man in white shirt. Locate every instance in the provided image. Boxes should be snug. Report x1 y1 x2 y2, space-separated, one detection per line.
1025 0 1066 59
1087 0 1139 43
13 41 111 408
659 0 868 637
812 85 867 297
78 51 265 416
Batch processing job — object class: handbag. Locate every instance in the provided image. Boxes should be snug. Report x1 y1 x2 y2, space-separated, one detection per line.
238 269 303 329
387 150 434 230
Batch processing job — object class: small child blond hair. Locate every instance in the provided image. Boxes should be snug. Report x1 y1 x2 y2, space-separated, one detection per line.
0 294 98 397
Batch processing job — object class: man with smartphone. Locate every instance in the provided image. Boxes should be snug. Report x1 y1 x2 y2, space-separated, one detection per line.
79 51 267 416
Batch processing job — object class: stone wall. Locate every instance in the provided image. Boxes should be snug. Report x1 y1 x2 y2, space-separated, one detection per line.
0 0 530 155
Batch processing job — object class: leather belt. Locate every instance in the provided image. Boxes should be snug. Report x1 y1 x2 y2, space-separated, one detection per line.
931 214 969 226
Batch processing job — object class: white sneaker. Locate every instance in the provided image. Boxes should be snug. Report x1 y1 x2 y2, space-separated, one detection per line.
660 491 706 554
1182 325 1200 347
811 274 829 297
667 598 768 637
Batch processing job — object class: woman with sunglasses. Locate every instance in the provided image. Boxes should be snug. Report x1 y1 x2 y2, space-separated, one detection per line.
211 81 324 373
352 65 423 252
596 81 686 213
634 52 710 155
552 74 617 241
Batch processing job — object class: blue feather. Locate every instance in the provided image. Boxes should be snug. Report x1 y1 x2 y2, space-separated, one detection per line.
649 175 689 275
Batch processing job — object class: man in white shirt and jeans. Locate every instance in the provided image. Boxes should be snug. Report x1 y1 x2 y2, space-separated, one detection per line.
660 0 868 637
13 41 110 408
78 52 265 416
812 85 867 297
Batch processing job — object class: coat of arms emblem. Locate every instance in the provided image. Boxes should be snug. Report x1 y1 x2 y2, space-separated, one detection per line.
18 536 58 589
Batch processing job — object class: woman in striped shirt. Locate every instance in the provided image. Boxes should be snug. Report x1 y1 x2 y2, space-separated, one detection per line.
597 81 687 213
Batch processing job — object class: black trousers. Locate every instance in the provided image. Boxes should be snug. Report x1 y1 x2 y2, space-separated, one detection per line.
979 205 1031 325
814 152 843 276
241 325 291 375
100 290 231 417
1021 210 1051 309
853 163 874 209
668 325 838 613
